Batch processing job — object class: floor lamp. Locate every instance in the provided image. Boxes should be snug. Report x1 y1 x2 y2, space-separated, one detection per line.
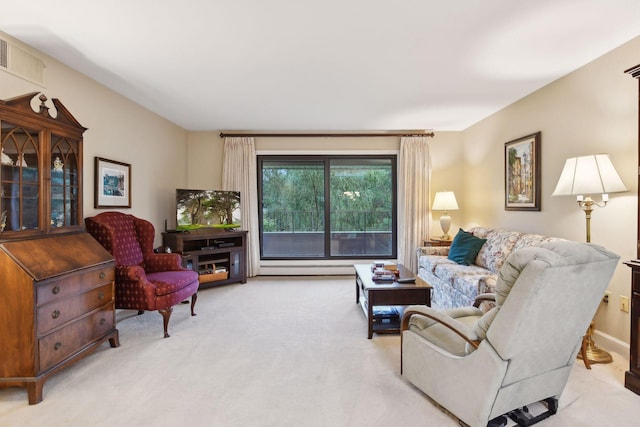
552 154 627 365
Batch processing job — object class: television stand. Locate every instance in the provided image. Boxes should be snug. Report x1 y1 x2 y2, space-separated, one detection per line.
162 230 247 288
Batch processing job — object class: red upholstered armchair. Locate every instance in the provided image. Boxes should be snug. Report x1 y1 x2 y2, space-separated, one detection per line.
85 212 198 338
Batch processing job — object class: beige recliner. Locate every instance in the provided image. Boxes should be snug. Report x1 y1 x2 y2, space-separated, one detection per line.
401 241 620 427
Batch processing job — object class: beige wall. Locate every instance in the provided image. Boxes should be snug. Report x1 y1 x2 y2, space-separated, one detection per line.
461 35 640 346
0 31 189 244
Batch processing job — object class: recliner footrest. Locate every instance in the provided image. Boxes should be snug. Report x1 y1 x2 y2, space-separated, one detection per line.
506 397 558 426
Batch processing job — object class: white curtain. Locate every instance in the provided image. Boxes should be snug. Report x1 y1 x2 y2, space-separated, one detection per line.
398 136 431 272
222 137 260 277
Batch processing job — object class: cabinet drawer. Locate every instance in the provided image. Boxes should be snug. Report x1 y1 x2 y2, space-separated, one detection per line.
38 304 116 372
37 265 114 306
37 282 114 335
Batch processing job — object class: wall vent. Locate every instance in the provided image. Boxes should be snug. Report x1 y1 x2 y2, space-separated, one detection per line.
0 36 46 87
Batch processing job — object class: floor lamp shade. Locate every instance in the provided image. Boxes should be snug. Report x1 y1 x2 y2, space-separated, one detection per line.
432 191 459 240
552 154 627 196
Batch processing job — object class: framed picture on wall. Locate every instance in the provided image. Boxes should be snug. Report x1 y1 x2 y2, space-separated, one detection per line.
504 132 541 211
94 157 131 208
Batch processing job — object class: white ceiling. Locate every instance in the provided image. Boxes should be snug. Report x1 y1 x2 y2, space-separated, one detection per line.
1 0 640 132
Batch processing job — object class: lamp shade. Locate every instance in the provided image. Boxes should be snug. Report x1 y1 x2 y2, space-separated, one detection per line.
432 191 459 211
552 154 626 196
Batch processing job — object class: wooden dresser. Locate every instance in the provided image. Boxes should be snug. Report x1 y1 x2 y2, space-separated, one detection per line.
0 232 120 404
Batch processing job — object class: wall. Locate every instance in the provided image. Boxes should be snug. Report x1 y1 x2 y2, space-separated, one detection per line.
462 35 640 348
0 31 189 244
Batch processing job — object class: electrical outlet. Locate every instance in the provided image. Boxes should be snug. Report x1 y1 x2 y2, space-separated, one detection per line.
603 291 612 304
620 295 630 313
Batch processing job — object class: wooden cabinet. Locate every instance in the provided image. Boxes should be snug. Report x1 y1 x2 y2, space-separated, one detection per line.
163 230 247 287
0 93 118 404
0 233 119 404
625 64 640 395
1 92 85 239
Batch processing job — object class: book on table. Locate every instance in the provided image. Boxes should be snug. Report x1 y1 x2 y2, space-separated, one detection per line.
372 305 400 319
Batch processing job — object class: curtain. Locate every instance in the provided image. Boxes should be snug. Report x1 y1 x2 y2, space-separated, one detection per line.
398 136 431 272
222 137 260 277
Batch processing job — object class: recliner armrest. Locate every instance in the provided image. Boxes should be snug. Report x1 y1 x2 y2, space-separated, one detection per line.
401 305 482 350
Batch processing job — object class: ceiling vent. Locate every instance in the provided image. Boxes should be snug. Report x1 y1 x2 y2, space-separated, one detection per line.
0 36 46 87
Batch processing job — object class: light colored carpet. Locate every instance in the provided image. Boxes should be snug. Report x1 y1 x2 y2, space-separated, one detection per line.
1 275 639 427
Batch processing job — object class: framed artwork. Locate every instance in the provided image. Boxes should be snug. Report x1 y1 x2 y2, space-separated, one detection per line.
504 132 541 211
94 157 131 208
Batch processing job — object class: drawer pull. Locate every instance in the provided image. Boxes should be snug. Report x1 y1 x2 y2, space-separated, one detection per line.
99 272 106 280
54 342 62 351
52 285 60 294
52 310 61 319
98 291 105 300
100 318 106 326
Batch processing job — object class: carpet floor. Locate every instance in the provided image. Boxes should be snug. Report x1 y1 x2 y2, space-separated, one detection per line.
1 275 639 426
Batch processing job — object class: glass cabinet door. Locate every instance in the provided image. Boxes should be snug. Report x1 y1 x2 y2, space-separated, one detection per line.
1 121 40 233
50 134 80 228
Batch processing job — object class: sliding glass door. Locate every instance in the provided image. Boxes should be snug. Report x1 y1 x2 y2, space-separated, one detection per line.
258 155 396 259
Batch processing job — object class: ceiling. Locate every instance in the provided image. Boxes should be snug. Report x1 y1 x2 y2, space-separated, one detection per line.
1 0 640 132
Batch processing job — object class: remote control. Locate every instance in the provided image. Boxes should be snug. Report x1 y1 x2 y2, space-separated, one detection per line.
397 277 416 283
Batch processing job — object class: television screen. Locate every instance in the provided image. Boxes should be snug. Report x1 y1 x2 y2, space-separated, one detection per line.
176 189 241 231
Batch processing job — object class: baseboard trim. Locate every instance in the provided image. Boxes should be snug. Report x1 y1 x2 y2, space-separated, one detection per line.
259 265 355 275
593 329 630 360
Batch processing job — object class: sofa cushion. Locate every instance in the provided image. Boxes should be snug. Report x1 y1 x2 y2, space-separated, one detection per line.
448 229 487 266
476 229 523 272
512 233 558 251
419 254 457 273
433 262 492 285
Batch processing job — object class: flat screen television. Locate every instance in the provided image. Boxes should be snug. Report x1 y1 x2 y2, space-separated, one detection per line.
176 189 241 231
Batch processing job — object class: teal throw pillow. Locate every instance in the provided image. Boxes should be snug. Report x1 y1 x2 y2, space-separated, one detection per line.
447 229 487 266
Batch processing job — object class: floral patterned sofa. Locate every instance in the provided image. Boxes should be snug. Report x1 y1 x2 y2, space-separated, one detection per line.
416 227 564 309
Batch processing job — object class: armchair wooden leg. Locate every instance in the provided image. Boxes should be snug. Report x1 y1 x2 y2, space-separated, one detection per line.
158 307 173 338
191 293 198 316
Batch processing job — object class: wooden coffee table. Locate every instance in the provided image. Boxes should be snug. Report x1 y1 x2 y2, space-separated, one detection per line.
354 264 432 339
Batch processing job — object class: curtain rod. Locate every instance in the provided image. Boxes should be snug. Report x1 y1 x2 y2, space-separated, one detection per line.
219 131 435 138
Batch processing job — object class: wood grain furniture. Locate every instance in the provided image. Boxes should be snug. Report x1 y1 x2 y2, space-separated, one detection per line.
162 230 248 287
1 92 85 237
0 93 121 404
0 233 119 404
625 63 640 395
85 212 199 338
422 238 452 247
354 263 431 339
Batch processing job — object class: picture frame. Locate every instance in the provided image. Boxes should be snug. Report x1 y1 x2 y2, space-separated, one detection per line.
504 132 541 211
94 157 131 208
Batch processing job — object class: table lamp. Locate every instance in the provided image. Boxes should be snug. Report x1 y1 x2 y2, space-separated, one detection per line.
432 191 459 240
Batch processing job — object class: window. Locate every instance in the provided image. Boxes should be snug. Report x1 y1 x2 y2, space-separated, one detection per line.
258 155 396 259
